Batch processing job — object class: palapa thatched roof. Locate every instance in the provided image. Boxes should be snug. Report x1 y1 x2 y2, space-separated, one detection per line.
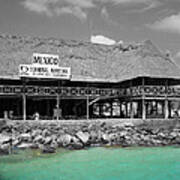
0 33 180 83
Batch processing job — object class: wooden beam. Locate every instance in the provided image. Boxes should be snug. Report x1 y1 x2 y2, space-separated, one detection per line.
89 97 100 106
143 97 166 100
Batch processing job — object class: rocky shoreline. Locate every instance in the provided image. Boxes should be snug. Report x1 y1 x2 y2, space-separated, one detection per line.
1 119 180 155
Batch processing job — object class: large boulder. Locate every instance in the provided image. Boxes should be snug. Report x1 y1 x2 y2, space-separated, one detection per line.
57 134 72 147
109 133 118 141
0 120 14 131
88 124 96 131
158 132 166 139
12 139 20 146
71 136 80 144
97 131 103 142
41 145 56 154
69 142 83 150
0 120 7 130
0 143 11 155
169 132 178 139
18 133 31 141
123 122 134 127
44 137 52 145
33 135 44 144
89 131 97 143
0 134 11 144
119 131 128 138
31 130 42 138
175 136 180 144
17 143 34 149
42 129 51 137
76 131 89 144
69 136 83 149
102 134 110 144
50 140 58 149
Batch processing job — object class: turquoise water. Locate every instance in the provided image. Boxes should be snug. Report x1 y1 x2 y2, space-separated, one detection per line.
0 147 180 180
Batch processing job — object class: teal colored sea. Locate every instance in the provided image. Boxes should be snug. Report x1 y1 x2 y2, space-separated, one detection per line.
0 147 180 180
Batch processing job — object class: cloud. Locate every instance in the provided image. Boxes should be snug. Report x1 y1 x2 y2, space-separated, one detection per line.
109 0 160 7
21 0 94 21
100 7 119 26
148 13 180 34
174 51 180 66
142 0 161 11
101 7 109 20
128 0 162 13
22 0 54 16
55 6 87 21
64 0 94 8
21 0 164 21
90 35 116 45
175 51 180 59
112 0 152 4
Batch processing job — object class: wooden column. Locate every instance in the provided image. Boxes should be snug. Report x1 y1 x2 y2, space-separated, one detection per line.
110 101 113 118
164 99 169 119
56 81 60 120
130 101 134 119
130 80 134 119
22 79 26 121
164 80 169 119
22 94 26 121
86 95 89 120
142 78 146 120
125 102 128 118
119 100 122 118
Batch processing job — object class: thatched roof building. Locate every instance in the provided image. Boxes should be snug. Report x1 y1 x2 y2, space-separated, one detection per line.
0 33 180 82
1 33 180 120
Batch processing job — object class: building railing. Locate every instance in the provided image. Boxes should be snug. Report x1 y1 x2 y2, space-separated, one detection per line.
0 85 180 98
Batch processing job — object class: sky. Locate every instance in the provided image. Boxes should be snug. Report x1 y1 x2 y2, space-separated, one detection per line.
1 0 180 58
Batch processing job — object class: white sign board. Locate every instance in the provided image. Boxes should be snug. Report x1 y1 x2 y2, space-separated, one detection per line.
32 53 59 66
19 64 71 79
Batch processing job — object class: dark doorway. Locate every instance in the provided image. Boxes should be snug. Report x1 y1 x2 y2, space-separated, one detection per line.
0 96 22 119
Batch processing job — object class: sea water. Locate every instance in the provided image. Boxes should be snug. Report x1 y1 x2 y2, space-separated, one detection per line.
0 147 180 180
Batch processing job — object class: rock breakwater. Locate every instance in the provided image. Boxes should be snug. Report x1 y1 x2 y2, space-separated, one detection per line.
0 119 180 154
